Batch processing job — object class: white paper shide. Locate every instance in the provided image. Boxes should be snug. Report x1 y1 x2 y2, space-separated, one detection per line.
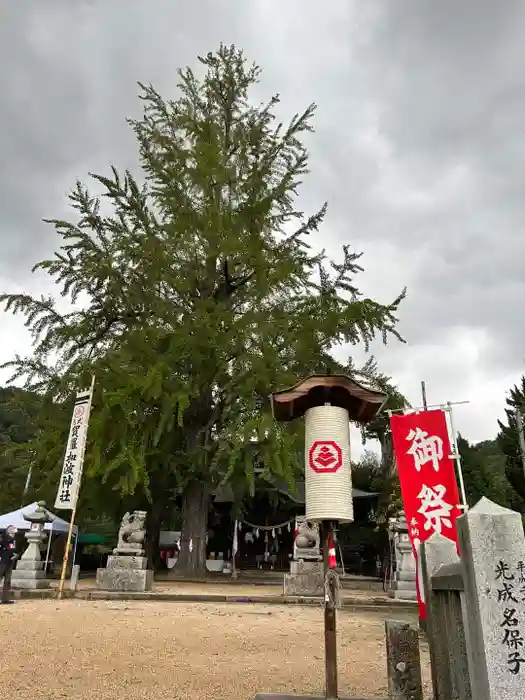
54 385 94 510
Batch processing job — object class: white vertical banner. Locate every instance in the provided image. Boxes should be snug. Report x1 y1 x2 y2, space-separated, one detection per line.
54 381 94 510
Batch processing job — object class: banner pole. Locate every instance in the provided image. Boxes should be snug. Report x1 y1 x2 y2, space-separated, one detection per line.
57 375 95 600
389 399 470 415
420 381 428 411
446 401 468 510
57 498 78 600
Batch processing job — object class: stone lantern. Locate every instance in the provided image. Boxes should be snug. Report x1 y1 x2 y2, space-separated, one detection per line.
388 511 418 602
11 501 52 590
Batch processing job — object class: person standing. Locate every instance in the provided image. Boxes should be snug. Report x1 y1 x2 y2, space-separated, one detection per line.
0 525 18 604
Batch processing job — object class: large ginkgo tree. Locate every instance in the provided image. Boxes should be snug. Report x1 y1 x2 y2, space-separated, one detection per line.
1 45 405 576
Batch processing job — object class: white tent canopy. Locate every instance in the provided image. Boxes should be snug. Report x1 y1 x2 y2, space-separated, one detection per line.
0 502 78 535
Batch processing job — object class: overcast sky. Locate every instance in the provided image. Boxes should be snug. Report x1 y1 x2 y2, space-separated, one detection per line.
1 0 524 454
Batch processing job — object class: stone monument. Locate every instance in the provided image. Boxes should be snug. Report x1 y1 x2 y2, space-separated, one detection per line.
389 512 417 602
283 516 324 596
11 501 52 590
385 619 424 700
417 499 525 700
457 498 525 700
96 510 153 592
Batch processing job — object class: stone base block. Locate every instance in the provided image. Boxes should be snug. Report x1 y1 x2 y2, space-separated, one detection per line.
12 566 46 578
390 573 418 598
113 547 144 556
14 560 44 572
11 578 50 591
283 572 323 597
396 570 417 582
96 567 153 592
106 555 148 570
11 569 50 590
389 587 418 601
289 560 323 576
391 579 417 591
11 566 49 591
294 549 322 562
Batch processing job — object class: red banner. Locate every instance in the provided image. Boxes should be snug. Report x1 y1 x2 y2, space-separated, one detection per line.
389 409 462 619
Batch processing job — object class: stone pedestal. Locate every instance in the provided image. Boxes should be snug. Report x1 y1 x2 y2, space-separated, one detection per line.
389 514 417 602
283 560 323 596
96 554 153 592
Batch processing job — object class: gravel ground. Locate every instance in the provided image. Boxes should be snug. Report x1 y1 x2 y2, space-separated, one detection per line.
2 600 432 700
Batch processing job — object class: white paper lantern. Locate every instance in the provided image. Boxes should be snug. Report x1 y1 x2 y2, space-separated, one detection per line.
304 405 353 523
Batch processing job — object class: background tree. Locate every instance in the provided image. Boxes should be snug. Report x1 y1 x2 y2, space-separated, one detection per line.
351 450 381 492
498 376 525 510
0 387 123 546
456 434 510 507
0 387 43 512
355 360 410 476
1 45 405 576
475 438 510 499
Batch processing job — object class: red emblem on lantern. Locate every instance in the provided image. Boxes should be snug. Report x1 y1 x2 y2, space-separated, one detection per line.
308 440 343 473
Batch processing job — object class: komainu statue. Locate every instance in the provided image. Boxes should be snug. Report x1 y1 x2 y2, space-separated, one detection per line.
294 516 321 561
113 510 147 555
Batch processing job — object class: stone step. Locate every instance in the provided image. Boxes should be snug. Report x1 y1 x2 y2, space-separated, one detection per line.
96 566 153 592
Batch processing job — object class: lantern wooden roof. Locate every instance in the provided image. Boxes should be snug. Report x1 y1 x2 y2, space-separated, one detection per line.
270 374 387 424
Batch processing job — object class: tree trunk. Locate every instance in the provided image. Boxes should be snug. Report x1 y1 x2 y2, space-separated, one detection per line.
172 480 209 579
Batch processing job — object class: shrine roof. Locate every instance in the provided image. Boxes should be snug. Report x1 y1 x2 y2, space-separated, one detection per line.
213 477 378 504
265 478 378 504
270 374 386 424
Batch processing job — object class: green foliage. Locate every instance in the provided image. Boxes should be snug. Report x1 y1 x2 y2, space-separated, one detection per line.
351 450 381 491
0 386 124 525
377 475 403 525
0 388 43 511
457 434 510 507
0 46 405 570
351 449 402 529
355 361 410 474
497 376 525 510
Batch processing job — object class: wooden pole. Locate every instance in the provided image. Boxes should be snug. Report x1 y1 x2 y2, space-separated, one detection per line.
57 375 95 600
322 520 338 699
446 402 468 510
56 499 78 600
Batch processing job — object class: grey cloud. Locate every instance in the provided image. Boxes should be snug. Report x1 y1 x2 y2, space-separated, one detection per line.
310 1 525 380
0 0 256 274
